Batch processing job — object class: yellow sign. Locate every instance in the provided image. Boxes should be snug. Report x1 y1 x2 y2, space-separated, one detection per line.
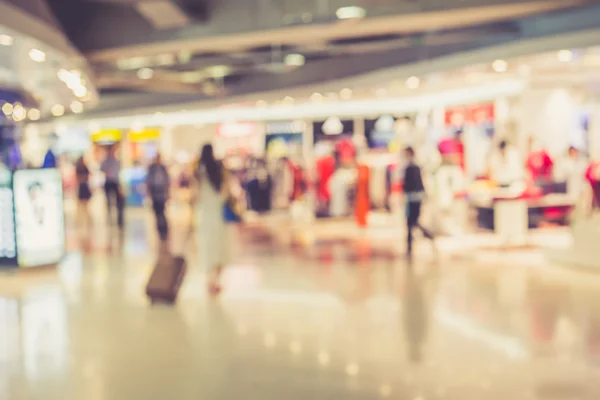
128 128 160 142
91 129 122 143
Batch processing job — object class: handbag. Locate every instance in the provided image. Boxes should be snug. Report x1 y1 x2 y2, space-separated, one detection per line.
223 196 242 223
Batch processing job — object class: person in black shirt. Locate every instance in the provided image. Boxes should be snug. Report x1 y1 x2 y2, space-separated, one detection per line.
403 147 434 258
75 156 93 233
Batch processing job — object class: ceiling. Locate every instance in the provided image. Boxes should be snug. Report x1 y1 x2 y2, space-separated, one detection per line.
11 0 600 116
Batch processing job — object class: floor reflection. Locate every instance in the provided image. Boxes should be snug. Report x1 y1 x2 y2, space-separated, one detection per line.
0 209 599 399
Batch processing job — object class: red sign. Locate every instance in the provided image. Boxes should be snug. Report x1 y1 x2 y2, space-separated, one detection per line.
445 103 495 127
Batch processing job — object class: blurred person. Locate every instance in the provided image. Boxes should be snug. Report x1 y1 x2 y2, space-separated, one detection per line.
556 146 587 198
75 156 93 232
489 140 524 187
101 145 124 228
146 153 170 241
403 146 434 258
194 144 230 295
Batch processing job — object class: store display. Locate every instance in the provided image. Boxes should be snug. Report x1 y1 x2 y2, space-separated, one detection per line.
215 121 262 159
355 164 370 227
314 118 356 218
445 103 494 176
13 168 65 268
265 121 304 158
265 121 305 207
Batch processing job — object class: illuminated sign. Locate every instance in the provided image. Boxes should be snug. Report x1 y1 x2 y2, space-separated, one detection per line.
91 129 122 143
13 169 65 267
128 128 160 142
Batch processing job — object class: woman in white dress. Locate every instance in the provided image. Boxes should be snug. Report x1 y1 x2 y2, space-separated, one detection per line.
194 144 229 295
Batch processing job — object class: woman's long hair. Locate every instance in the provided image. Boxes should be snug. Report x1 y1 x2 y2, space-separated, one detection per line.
198 144 222 192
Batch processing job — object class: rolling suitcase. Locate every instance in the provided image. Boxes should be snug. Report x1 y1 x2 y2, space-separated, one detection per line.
146 253 187 304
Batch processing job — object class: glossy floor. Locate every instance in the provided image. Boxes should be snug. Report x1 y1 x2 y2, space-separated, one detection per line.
1 209 599 399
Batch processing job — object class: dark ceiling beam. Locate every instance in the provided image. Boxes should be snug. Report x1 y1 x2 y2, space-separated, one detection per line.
82 3 600 115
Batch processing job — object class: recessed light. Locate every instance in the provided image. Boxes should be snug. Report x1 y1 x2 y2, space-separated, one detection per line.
73 86 88 98
406 76 420 89
492 59 508 72
284 53 305 67
557 49 573 62
310 92 323 103
2 103 13 116
336 6 366 20
0 34 13 46
339 88 352 100
29 49 46 63
137 67 154 80
207 65 230 78
70 101 83 114
27 108 41 121
51 104 65 117
12 104 26 121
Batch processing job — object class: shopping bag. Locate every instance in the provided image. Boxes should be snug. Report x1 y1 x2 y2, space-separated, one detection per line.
223 198 242 223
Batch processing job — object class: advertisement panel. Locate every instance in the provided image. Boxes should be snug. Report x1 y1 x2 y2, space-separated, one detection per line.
13 169 65 267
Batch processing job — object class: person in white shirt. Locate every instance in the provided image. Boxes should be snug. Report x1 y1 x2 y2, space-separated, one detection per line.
100 146 124 228
556 146 588 198
488 140 524 187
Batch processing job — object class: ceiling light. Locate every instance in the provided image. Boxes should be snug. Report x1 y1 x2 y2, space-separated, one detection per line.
156 53 176 66
492 59 508 72
116 56 150 70
137 67 154 80
0 34 13 46
178 51 192 64
406 76 420 89
70 101 83 114
2 102 13 116
29 49 46 63
51 104 65 117
207 65 230 78
336 6 366 20
12 104 26 121
27 108 41 121
57 69 70 82
310 92 323 103
557 49 573 62
284 53 305 67
73 86 88 98
339 88 352 100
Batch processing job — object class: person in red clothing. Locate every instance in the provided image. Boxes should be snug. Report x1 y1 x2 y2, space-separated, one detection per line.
355 164 370 228
585 161 600 209
526 143 554 186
